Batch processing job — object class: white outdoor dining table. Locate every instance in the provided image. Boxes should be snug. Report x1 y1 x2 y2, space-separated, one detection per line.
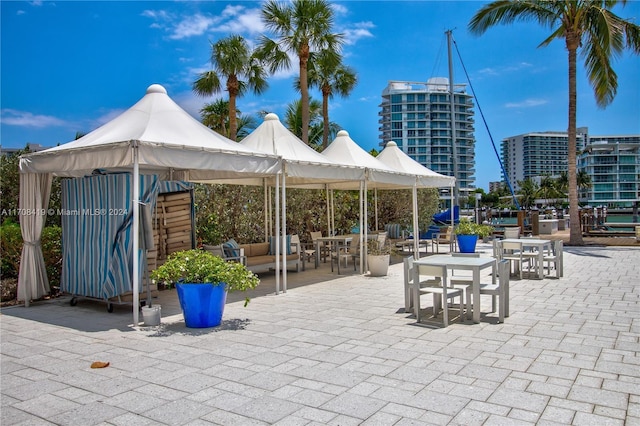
315 235 353 272
501 238 552 279
414 255 496 324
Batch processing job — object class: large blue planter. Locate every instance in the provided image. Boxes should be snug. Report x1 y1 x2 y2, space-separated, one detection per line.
176 283 228 328
456 235 478 253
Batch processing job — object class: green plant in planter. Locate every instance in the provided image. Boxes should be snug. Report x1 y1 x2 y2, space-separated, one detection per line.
455 218 494 238
366 237 394 255
151 249 259 307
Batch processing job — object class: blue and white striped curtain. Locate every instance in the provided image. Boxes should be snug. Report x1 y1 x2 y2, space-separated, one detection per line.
61 173 159 300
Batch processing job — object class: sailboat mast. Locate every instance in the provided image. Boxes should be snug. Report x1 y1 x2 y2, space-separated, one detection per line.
446 29 459 207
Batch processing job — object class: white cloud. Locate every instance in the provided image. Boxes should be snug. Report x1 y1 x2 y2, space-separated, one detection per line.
170 14 217 40
505 98 548 108
331 3 348 15
141 9 171 21
211 7 264 35
0 109 68 128
17 10 26 15
341 21 374 45
477 62 533 77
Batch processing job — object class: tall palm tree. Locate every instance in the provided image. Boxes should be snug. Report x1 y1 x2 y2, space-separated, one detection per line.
193 35 269 141
307 49 358 148
469 1 640 245
258 0 343 144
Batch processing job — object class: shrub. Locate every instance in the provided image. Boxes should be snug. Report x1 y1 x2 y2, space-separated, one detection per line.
0 223 62 297
0 221 22 279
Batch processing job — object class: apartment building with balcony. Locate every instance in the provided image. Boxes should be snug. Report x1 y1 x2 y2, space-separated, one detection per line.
501 128 639 208
578 135 640 208
378 78 476 200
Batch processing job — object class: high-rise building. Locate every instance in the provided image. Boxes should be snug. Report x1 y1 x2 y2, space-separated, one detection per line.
500 128 588 190
578 134 640 208
501 128 640 208
378 78 476 200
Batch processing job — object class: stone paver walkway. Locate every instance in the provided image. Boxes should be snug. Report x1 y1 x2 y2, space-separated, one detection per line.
1 244 639 425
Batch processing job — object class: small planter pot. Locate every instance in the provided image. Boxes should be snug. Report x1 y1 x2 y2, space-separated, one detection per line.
367 254 390 277
141 305 161 326
456 235 478 253
176 283 228 328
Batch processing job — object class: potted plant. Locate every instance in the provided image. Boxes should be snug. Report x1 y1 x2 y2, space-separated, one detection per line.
151 249 259 328
455 219 494 253
366 237 392 277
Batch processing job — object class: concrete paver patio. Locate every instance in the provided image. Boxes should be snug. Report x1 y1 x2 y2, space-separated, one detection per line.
1 243 639 425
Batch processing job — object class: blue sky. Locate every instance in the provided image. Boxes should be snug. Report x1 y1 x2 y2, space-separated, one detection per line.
2 1 639 190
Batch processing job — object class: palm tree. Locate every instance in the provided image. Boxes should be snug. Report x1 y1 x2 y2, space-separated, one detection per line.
236 114 260 141
306 50 358 148
258 0 343 145
517 178 539 209
469 1 640 245
200 99 231 136
284 98 325 149
193 35 269 141
538 174 564 204
556 171 569 195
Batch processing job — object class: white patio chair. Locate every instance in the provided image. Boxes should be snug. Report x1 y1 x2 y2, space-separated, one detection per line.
403 257 442 314
492 239 503 260
477 259 510 323
330 240 356 273
310 231 329 264
290 234 305 270
413 263 465 327
503 227 520 239
501 240 524 279
543 240 563 278
449 252 479 317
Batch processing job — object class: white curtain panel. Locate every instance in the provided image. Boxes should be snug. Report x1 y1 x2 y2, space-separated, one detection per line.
18 172 53 306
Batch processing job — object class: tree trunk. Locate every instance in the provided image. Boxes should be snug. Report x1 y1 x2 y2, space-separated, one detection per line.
567 33 584 245
299 44 310 144
322 85 330 149
228 75 239 141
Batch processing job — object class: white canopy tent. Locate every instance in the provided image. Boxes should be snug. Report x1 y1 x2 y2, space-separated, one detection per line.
18 84 281 325
322 130 418 268
238 114 365 291
377 141 456 255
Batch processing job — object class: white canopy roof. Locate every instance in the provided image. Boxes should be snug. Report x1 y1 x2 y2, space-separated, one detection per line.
377 141 455 188
321 130 416 189
239 113 363 186
20 84 280 179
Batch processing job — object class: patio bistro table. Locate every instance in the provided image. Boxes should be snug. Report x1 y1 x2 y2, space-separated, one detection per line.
414 254 496 324
501 238 552 279
315 235 354 273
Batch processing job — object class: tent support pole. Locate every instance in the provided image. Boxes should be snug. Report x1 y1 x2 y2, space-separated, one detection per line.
282 171 287 293
325 184 330 236
330 190 335 235
374 188 378 231
362 180 367 273
413 184 419 258
275 173 280 294
132 141 140 326
264 179 269 242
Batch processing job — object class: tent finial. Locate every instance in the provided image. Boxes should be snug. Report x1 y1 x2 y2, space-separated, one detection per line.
146 84 167 95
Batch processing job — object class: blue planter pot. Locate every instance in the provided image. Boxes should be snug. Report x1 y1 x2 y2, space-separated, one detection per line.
456 235 478 253
176 283 228 328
